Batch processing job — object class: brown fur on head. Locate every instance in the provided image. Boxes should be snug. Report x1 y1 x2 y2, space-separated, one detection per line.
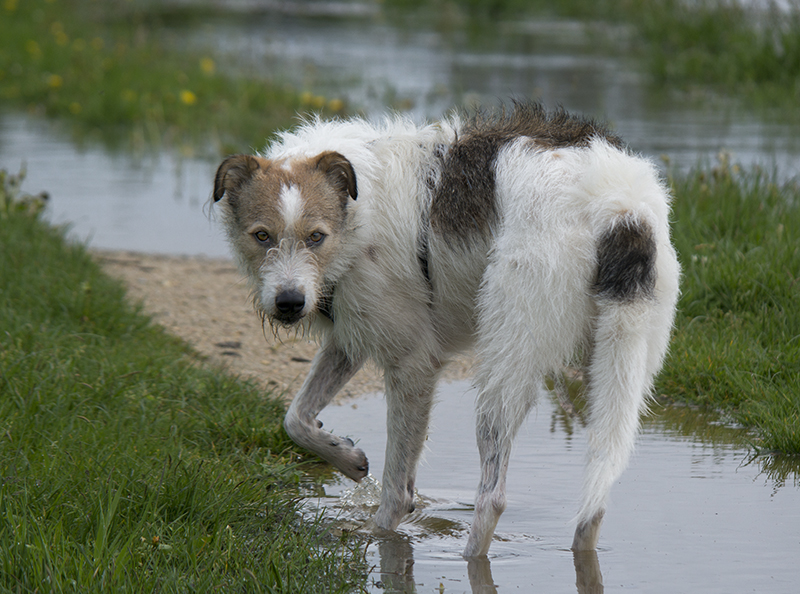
214 151 356 204
213 151 358 326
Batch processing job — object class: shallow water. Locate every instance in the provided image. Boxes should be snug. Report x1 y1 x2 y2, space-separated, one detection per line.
305 381 799 593
195 8 800 172
0 115 229 257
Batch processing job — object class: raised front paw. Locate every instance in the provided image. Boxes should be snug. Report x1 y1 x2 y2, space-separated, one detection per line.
284 414 368 481
327 437 369 481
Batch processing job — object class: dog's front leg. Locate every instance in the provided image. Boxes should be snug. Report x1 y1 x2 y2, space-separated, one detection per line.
284 341 368 481
373 363 438 531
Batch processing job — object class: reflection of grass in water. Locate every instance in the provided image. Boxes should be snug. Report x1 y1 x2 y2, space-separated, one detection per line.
4 0 798 151
0 0 345 154
751 452 800 489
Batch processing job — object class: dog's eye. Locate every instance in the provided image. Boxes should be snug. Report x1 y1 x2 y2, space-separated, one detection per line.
307 231 325 246
253 230 270 244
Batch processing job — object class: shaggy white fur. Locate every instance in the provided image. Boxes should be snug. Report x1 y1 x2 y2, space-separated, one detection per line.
213 104 680 557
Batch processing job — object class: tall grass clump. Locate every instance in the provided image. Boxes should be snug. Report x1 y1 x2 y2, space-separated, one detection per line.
635 0 800 103
388 0 800 108
660 156 800 455
0 173 368 592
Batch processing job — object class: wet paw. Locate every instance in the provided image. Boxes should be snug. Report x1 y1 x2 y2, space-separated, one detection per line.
348 447 369 481
373 500 408 531
284 414 368 482
329 442 368 482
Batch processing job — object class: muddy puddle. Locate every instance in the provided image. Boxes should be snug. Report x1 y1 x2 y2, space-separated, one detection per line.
304 381 799 593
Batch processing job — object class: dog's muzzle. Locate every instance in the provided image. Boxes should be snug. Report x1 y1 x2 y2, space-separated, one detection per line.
273 289 306 325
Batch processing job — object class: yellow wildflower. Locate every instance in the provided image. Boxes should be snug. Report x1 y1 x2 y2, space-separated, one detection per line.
4 0 18 12
179 90 197 105
327 98 344 112
200 57 215 75
69 102 81 114
47 74 63 89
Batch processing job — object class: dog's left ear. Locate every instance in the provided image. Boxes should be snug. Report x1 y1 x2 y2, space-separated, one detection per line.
315 151 357 201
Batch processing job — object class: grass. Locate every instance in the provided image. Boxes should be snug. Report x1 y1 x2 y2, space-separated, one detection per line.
660 155 800 455
0 180 368 591
634 0 800 106
0 0 345 155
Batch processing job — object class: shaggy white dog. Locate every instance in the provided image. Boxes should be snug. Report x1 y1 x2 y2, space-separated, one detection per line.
213 102 680 556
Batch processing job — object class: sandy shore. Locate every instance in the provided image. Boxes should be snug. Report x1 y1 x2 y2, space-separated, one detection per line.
95 250 474 400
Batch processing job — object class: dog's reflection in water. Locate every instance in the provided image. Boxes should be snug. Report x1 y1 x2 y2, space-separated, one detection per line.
371 533 604 594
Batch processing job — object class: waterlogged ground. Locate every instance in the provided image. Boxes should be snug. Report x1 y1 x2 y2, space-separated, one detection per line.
304 381 799 593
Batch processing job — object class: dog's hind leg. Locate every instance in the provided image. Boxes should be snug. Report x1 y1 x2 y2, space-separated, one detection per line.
284 340 368 481
464 375 538 558
373 360 440 531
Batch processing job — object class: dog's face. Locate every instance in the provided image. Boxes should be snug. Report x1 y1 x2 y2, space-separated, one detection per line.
214 151 357 327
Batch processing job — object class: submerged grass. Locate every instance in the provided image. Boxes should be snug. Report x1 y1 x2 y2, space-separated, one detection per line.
661 155 800 455
0 191 368 590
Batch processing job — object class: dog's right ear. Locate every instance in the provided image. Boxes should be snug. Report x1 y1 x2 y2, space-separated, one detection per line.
214 155 261 202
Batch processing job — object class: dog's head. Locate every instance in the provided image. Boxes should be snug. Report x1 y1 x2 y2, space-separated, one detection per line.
213 151 357 327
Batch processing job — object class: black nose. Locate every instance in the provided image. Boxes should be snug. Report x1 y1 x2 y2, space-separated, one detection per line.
275 290 305 315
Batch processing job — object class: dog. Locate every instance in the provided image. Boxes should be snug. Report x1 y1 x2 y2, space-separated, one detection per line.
212 102 680 557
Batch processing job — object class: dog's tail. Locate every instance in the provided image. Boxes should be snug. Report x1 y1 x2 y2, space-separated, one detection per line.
573 202 679 550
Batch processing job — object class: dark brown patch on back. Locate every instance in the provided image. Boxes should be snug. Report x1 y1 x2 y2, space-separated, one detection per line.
431 132 504 242
430 101 623 241
488 101 623 150
593 216 657 302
